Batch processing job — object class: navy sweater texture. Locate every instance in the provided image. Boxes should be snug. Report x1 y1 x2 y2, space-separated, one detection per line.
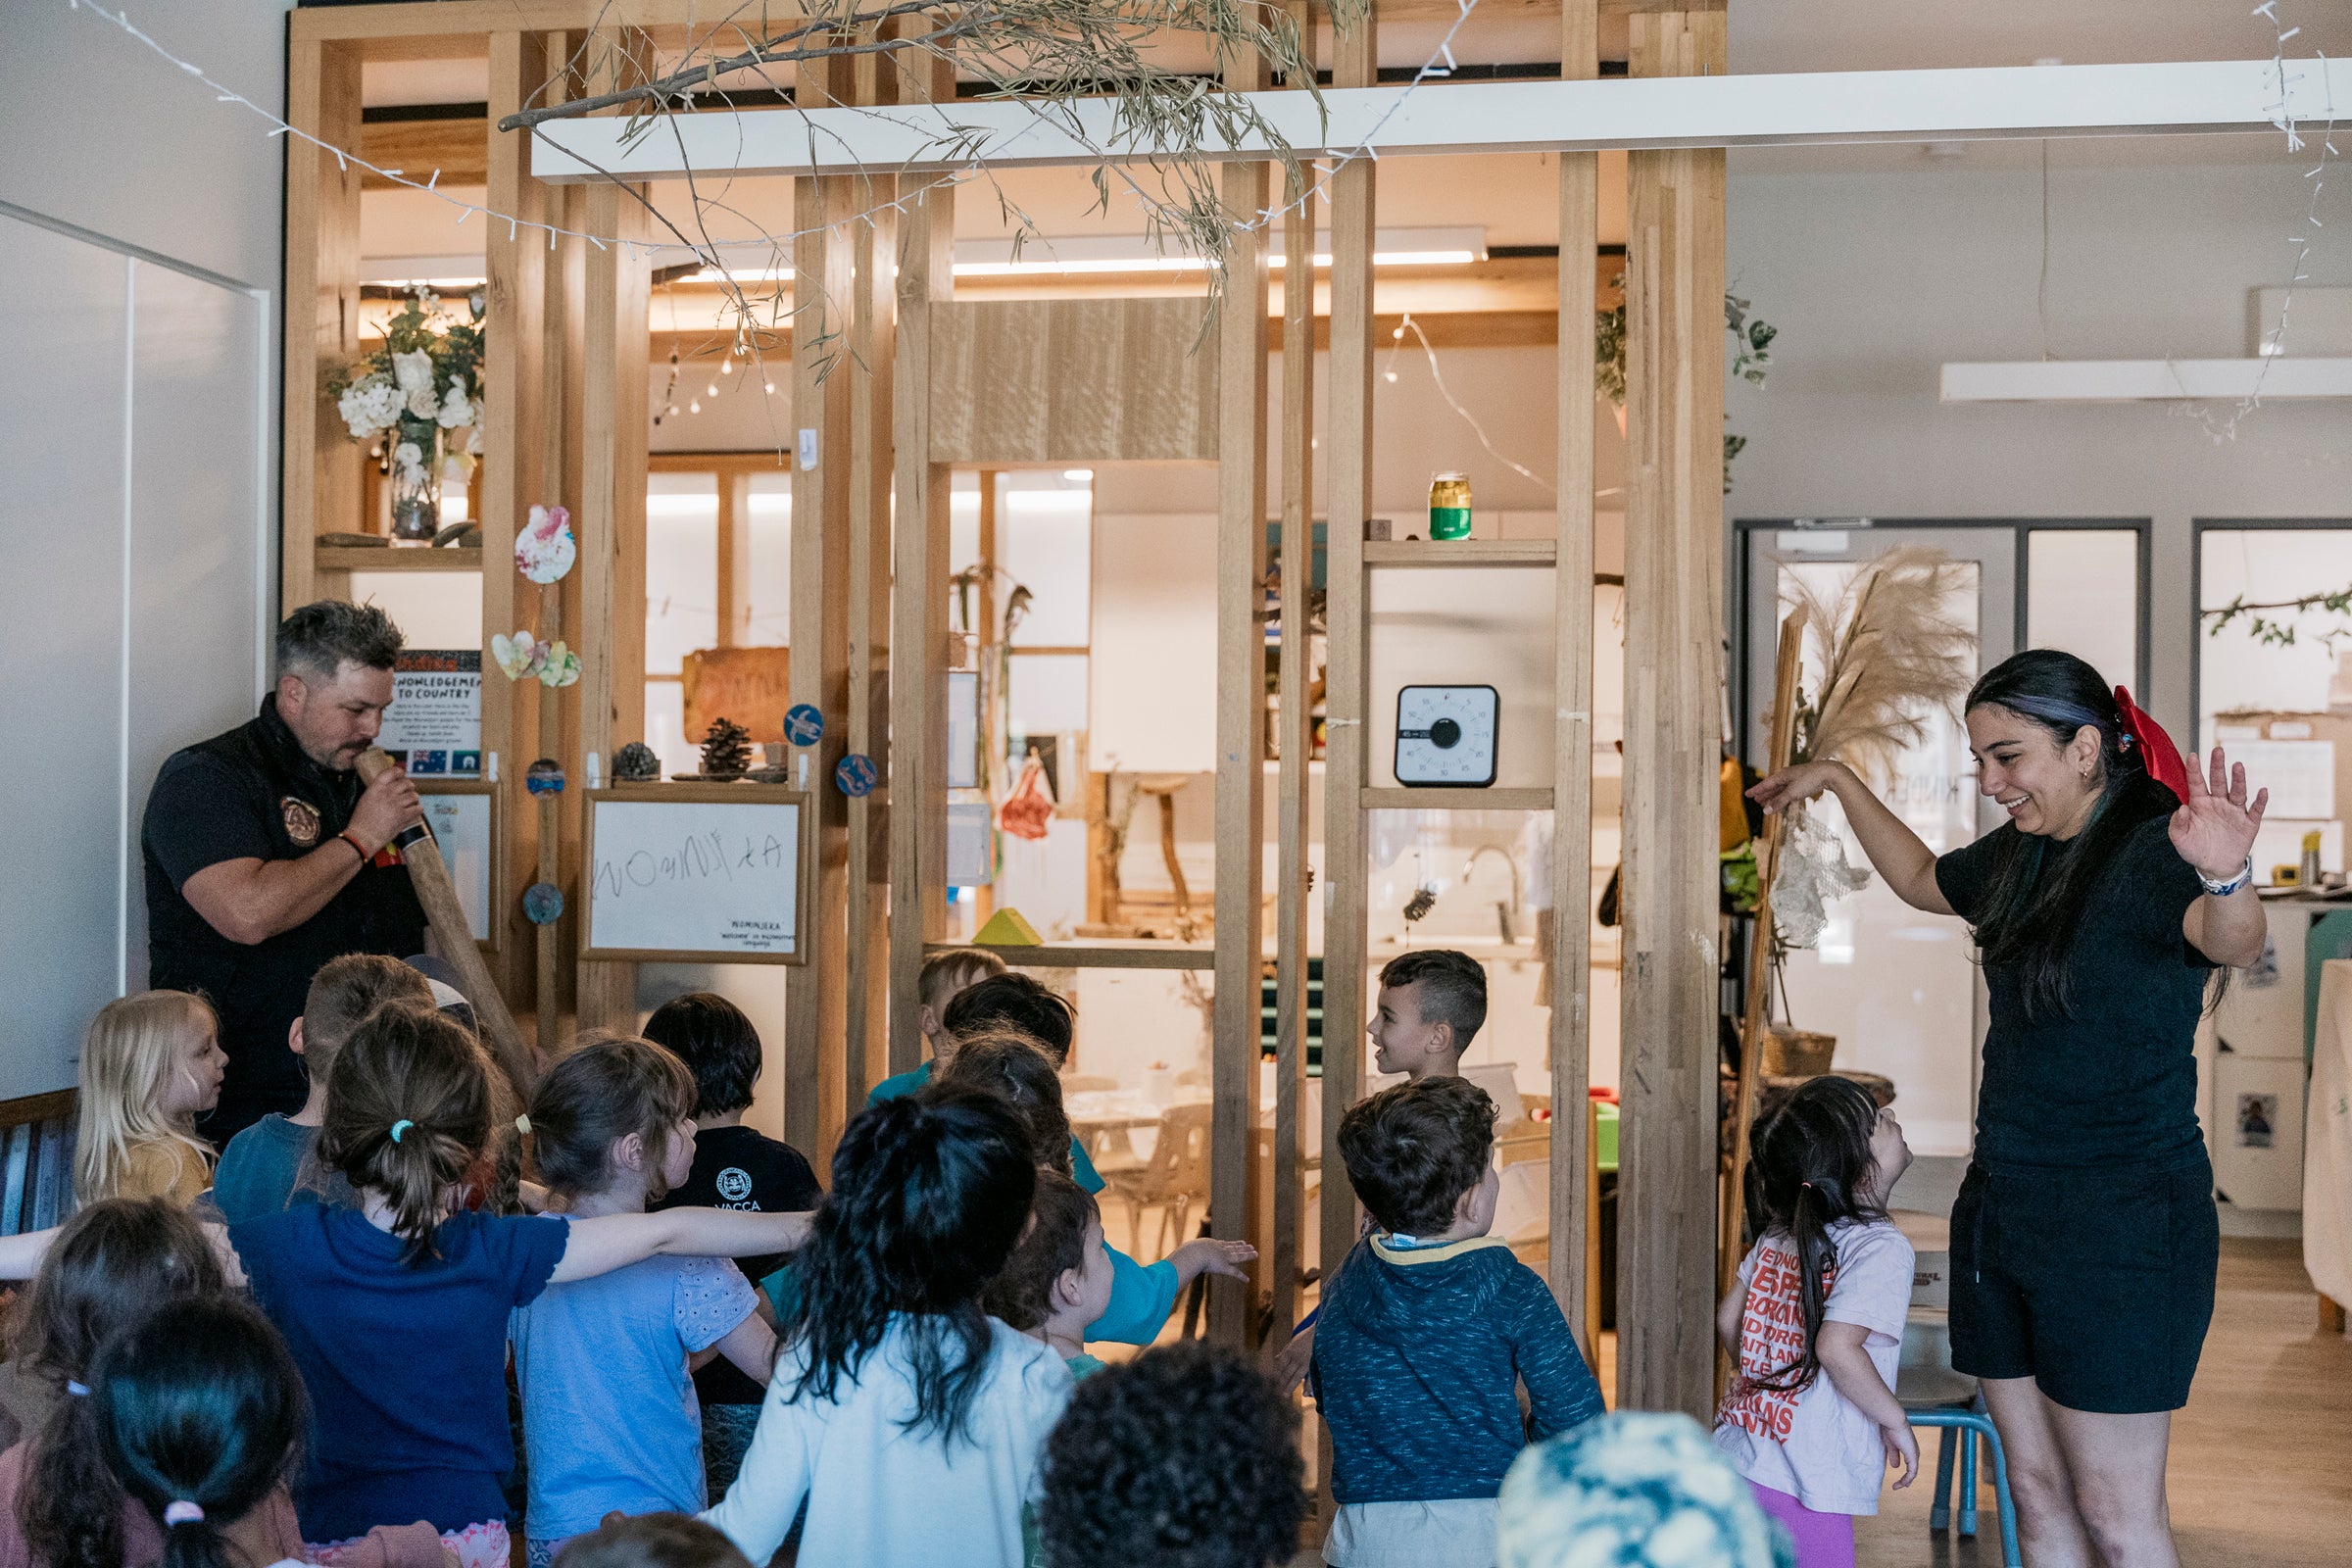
1312 1233 1605 1504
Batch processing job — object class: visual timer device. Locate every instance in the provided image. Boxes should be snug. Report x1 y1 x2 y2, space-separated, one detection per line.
1394 684 1499 787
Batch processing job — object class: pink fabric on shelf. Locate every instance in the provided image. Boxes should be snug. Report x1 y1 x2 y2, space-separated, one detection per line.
1746 1480 1855 1568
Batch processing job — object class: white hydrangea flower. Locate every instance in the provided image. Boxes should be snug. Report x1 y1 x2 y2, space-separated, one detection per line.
406 385 438 418
436 382 471 428
391 350 434 394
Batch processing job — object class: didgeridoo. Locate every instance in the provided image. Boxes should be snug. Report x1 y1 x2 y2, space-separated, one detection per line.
356 748 539 1097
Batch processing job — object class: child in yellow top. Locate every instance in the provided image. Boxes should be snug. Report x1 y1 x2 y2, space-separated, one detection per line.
74 991 226 1205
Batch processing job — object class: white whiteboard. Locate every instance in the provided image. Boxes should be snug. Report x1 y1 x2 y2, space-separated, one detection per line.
584 789 807 962
418 789 494 944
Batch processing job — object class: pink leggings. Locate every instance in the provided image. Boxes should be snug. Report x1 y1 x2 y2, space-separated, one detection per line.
1746 1481 1855 1568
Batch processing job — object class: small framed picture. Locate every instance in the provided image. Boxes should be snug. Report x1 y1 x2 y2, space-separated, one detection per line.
2236 1093 2278 1150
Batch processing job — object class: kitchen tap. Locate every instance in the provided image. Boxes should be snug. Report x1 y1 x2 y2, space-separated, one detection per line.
1463 844 1522 945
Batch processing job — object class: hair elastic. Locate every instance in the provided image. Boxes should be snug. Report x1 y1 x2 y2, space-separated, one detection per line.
64 1381 89 1397
514 1114 531 1137
162 1502 205 1527
388 1119 414 1144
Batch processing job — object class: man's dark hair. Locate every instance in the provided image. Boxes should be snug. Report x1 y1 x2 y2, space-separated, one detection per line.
642 992 762 1116
1038 1342 1305 1568
942 972 1075 1065
1377 948 1488 1052
276 600 403 682
1336 1075 1497 1236
552 1514 751 1568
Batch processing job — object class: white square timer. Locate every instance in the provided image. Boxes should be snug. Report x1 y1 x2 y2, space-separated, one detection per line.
1394 684 1499 787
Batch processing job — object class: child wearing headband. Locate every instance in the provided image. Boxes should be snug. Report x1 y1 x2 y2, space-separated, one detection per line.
220 1004 813 1568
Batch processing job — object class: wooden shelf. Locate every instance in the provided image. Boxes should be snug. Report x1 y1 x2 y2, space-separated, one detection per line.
1362 539 1556 568
1361 786 1554 810
922 940 1215 971
316 545 483 573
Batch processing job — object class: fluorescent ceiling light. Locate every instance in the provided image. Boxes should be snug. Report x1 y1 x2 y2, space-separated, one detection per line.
1941 358 2352 401
660 226 1484 284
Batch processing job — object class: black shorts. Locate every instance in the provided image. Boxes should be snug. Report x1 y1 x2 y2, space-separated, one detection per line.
1948 1154 2219 1415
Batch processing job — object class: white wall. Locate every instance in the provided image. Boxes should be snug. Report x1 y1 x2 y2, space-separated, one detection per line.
0 1 289 1097
1723 144 2352 740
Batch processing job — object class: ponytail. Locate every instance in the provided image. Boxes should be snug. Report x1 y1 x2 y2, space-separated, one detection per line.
318 1004 492 1261
1739 1076 1885 1395
90 1298 306 1568
20 1388 126 1568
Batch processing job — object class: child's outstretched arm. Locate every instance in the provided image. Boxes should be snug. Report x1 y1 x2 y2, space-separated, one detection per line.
0 1228 58 1280
550 1208 812 1285
1816 1322 1918 1489
691 1311 779 1387
1168 1237 1255 1292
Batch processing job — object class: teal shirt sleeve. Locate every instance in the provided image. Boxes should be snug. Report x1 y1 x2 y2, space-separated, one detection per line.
1084 1241 1180 1346
1070 1137 1103 1194
868 1060 934 1105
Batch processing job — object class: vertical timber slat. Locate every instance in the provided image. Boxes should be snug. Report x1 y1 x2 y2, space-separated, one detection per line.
1619 6 1730 1420
281 36 364 611
1549 0 1600 1351
1210 49 1271 1350
844 35 900 1108
483 29 548 1022
1269 0 1318 1348
787 51 858 1160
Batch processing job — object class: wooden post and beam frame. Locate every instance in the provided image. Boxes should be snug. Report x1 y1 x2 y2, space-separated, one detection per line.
1549 0 1600 1353
1209 36 1272 1350
787 50 859 1160
1617 4 1728 1419
887 23 956 1083
280 31 363 611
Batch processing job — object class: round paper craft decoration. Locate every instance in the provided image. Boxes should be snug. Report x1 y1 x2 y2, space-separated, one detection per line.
783 704 825 747
836 754 878 797
515 504 577 584
522 882 565 925
524 759 565 796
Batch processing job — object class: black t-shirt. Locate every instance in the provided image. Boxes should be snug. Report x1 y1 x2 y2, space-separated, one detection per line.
1936 814 2215 1171
653 1123 820 1405
142 698 426 1144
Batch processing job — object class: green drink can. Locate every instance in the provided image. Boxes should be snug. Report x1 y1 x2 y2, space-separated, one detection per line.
1429 471 1472 540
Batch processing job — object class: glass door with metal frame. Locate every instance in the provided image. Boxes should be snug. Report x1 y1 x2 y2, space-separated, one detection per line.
1740 525 2014 1158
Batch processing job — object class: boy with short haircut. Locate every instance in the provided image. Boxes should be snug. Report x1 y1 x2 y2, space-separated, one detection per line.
1312 1076 1603 1568
1368 949 1488 1080
642 991 821 1494
983 1167 1116 1381
210 952 430 1222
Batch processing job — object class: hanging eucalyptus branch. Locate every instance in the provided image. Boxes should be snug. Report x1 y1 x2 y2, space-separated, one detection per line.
2205 589 2352 647
1595 274 1779 492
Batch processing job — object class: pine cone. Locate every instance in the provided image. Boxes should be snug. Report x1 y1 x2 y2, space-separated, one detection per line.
612 741 660 781
700 717 753 778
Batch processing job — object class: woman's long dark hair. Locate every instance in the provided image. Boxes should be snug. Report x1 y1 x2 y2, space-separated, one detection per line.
16 1200 227 1568
90 1298 308 1568
1963 649 2178 1019
783 1087 1037 1445
1740 1076 1886 1395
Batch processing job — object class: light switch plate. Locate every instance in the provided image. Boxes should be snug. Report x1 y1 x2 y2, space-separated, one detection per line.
1395 684 1499 787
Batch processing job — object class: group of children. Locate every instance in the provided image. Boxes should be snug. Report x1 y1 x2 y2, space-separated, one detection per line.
12 941 1921 1568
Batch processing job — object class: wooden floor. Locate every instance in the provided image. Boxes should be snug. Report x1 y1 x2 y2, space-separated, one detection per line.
1856 1239 2352 1568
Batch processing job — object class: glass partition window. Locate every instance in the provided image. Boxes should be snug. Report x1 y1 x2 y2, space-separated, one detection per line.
2199 528 2352 749
2027 529 2138 694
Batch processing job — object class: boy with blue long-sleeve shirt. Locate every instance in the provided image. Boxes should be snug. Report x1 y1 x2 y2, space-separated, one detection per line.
1311 1076 1604 1568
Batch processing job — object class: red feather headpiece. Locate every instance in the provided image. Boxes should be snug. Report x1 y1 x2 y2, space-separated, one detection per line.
2114 686 2189 804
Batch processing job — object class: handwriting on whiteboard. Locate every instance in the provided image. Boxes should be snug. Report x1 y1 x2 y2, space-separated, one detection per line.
593 831 791 900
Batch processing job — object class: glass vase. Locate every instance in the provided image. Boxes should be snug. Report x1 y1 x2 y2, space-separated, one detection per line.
389 460 440 542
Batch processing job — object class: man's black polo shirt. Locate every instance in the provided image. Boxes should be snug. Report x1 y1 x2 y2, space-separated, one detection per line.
142 696 425 1144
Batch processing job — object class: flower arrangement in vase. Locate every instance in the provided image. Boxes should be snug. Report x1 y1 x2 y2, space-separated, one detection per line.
327 286 486 540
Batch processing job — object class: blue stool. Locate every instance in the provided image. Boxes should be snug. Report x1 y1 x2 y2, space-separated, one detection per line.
1900 1369 2021 1568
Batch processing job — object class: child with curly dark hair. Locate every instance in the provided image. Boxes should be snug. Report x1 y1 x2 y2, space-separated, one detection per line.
1313 1076 1603 1568
1037 1343 1306 1568
701 1088 1073 1566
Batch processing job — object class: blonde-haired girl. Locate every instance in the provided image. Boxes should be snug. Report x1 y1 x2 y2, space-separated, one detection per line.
75 990 226 1205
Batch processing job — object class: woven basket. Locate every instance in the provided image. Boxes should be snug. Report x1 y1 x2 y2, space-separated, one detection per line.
1761 1027 1837 1078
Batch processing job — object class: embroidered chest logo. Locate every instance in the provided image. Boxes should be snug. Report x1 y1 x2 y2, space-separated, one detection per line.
280 797 322 847
715 1166 755 1203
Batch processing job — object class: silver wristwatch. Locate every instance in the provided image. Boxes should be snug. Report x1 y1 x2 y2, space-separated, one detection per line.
2199 856 2254 897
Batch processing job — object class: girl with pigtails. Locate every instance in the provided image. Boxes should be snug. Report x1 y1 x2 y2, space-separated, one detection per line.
1750 649 2268 1568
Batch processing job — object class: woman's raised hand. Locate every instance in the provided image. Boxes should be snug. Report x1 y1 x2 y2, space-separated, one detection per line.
1747 760 1852 815
2172 746 2268 882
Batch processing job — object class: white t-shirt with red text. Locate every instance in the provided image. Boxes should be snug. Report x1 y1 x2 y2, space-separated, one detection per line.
1712 1219 1914 1515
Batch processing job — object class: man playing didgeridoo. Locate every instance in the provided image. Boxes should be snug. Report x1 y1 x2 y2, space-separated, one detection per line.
1750 650 2265 1568
142 602 427 1146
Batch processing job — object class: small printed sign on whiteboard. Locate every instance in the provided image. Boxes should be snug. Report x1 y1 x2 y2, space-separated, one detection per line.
417 790 494 944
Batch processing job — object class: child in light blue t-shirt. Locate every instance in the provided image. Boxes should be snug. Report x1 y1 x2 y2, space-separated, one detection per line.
511 1037 783 1566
